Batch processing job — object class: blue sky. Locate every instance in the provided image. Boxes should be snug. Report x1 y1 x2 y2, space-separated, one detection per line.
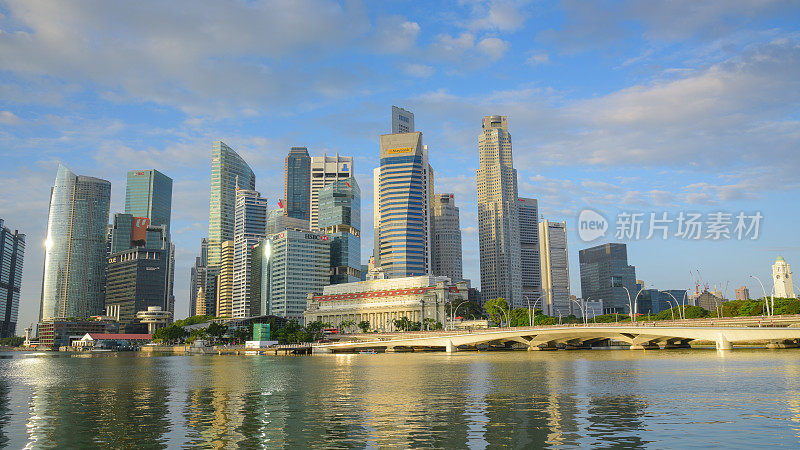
1 0 799 327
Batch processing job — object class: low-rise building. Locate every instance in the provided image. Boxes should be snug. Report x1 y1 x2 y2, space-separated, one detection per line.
135 306 172 334
72 333 152 349
37 319 119 348
304 275 469 331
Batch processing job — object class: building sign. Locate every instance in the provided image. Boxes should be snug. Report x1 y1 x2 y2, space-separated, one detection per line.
131 217 150 246
387 147 412 154
341 163 349 171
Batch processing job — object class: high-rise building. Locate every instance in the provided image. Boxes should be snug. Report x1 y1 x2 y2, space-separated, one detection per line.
477 115 522 307
216 240 235 317
207 141 256 316
125 169 172 238
539 219 570 316
0 219 25 338
267 207 309 234
254 229 330 320
318 178 361 284
374 122 433 278
189 238 208 317
735 286 750 301
249 240 269 317
105 247 170 332
518 198 541 306
391 105 415 134
309 154 354 230
232 189 268 318
109 213 168 253
284 147 311 220
773 256 796 298
579 243 637 314
40 165 111 321
431 193 463 281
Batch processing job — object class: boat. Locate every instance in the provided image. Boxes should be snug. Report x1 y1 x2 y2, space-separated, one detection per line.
358 349 377 354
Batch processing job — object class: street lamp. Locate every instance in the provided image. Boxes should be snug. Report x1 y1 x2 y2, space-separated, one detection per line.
665 300 675 321
449 301 470 331
749 275 772 318
663 291 682 320
526 294 543 327
621 285 646 324
572 297 589 326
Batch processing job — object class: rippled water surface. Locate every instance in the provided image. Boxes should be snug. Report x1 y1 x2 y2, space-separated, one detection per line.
2 349 800 448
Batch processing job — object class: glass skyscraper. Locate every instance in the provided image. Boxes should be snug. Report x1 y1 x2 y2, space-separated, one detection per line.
207 141 256 316
318 178 361 284
0 218 25 338
232 189 268 318
125 169 172 238
40 165 111 320
579 243 637 314
431 193 463 282
284 147 310 220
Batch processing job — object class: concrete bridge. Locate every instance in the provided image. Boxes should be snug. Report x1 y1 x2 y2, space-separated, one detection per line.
313 325 800 353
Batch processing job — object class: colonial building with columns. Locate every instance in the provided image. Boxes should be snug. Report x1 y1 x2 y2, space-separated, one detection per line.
304 275 469 331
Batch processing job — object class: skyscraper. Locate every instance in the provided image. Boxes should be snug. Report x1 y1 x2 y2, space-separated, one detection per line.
518 197 541 305
318 177 361 284
125 169 172 238
216 240 235 317
232 189 268 318
374 128 433 278
477 115 522 307
284 147 311 220
391 105 415 134
579 243 637 314
773 256 796 298
735 286 750 301
539 219 570 316
431 193 463 281
105 247 170 332
189 238 208 317
309 154 354 230
0 219 24 338
207 141 255 316
40 164 111 320
267 208 309 234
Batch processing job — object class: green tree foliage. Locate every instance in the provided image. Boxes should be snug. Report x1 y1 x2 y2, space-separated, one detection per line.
448 300 484 320
484 298 509 325
392 316 421 331
0 336 24 347
153 324 189 344
339 319 355 334
357 320 370 333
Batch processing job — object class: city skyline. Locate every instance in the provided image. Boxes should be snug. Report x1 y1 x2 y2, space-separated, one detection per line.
2 2 799 329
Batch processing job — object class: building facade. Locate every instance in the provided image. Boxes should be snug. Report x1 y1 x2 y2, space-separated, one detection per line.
216 240 235 317
284 147 311 220
477 115 522 307
125 169 172 239
318 178 361 284
735 286 750 301
431 193 463 281
40 165 111 321
304 275 468 331
0 219 24 338
254 230 330 320
391 105 415 134
578 243 637 314
373 129 433 278
189 238 208 317
267 207 309 234
309 154 354 230
105 247 170 332
232 189 268 318
37 319 118 348
539 219 570 316
773 256 796 298
518 197 541 307
207 141 256 316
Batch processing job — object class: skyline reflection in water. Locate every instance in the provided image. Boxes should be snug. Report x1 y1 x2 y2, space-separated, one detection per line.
1 350 800 448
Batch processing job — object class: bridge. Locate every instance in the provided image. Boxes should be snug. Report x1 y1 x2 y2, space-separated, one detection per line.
313 324 800 353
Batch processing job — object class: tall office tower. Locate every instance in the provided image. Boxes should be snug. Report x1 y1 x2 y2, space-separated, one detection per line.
125 169 172 238
232 189 268 318
518 197 541 305
105 247 170 332
374 129 433 278
40 165 111 321
207 141 256 317
392 105 415 134
431 193 463 281
539 220 570 316
477 115 522 307
579 243 637 314
256 230 330 319
0 219 25 338
189 238 208 317
735 286 750 301
109 213 169 253
284 147 311 220
318 178 361 284
773 256 796 298
267 208 309 234
249 240 269 317
216 240 235 317
309 154 354 230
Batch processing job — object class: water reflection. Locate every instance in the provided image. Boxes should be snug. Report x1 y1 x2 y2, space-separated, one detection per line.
2 350 800 448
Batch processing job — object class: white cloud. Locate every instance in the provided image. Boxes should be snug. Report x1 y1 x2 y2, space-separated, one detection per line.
476 37 510 59
526 51 550 66
0 110 22 125
403 63 435 78
373 16 421 53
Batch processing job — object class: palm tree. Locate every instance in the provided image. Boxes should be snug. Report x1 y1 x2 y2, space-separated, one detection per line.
340 319 355 334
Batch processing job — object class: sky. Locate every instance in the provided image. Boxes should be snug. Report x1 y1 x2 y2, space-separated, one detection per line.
1 0 799 328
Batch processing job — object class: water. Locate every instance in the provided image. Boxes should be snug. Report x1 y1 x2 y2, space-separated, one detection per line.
2 349 800 448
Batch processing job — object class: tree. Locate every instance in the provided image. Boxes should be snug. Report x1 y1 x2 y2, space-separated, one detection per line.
484 298 509 326
448 299 484 320
340 319 355 334
304 320 326 342
0 336 24 347
393 316 412 331
357 320 370 333
153 324 189 344
206 322 228 343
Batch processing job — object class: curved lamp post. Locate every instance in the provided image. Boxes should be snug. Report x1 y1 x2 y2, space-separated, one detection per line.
663 291 682 320
621 286 646 324
749 275 772 318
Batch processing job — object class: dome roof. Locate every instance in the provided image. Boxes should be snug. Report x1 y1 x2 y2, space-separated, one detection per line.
776 255 785 262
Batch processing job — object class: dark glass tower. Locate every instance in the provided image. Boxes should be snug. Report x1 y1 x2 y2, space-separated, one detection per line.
125 169 173 238
318 178 361 284
0 219 25 338
284 147 311 220
579 243 637 314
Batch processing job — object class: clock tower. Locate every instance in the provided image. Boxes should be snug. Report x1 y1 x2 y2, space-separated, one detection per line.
772 256 796 299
